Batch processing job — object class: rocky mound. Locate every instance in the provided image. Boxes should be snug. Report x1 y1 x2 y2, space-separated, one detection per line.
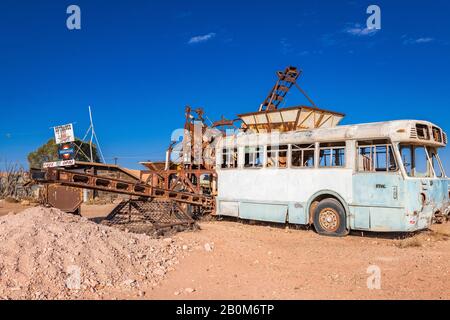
0 207 181 299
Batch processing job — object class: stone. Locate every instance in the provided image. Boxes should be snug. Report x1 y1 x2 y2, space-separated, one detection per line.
123 279 136 286
154 269 166 276
185 288 195 293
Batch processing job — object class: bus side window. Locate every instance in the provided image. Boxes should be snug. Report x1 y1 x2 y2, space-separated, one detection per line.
221 148 238 169
319 149 331 167
359 146 373 171
432 127 442 143
332 148 345 167
291 144 315 168
416 124 430 140
244 146 263 168
267 145 288 168
358 142 397 172
319 142 345 168
303 149 315 167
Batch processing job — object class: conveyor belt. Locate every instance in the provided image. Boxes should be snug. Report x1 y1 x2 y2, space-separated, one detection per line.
31 168 214 208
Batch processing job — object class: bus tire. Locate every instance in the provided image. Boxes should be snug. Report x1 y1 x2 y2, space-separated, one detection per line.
313 198 348 237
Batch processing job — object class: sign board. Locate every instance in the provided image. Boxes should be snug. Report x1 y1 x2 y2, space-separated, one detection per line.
43 159 76 168
58 143 75 160
54 123 75 144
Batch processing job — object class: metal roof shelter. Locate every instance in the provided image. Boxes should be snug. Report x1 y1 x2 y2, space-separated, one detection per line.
237 66 345 133
238 106 345 133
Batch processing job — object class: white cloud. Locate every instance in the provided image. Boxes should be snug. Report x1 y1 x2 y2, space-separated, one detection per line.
188 33 216 44
415 37 434 43
280 38 293 55
403 37 434 45
345 23 379 37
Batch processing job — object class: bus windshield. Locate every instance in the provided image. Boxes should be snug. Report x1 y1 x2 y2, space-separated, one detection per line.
399 144 445 178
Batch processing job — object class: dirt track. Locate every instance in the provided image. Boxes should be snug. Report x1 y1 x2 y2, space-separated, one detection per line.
147 220 450 300
1 202 450 300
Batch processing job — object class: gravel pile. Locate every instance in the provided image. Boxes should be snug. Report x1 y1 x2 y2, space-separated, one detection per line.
0 207 181 299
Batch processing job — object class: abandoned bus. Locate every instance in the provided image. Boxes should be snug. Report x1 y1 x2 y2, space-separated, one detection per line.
215 113 450 236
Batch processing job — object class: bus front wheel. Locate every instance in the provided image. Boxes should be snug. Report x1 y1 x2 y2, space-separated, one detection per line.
313 198 348 237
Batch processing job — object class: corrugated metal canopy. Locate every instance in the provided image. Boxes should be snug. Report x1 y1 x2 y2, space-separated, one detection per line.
237 106 345 132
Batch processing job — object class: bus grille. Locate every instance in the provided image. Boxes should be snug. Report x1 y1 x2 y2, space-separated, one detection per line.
410 127 418 139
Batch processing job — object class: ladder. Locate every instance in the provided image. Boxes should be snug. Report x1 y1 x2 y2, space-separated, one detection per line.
259 66 301 111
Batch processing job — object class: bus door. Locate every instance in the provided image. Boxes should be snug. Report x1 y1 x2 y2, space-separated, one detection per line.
352 143 403 230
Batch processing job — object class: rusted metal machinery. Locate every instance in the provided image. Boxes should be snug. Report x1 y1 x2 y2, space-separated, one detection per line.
243 66 344 133
140 106 219 197
30 165 212 233
101 199 195 234
31 65 337 232
259 66 318 111
30 107 219 233
32 167 213 207
40 184 83 215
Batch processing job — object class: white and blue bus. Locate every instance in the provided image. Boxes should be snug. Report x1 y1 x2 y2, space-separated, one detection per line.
215 119 450 236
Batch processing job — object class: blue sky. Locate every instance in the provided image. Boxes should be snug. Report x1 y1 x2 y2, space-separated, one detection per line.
0 0 449 171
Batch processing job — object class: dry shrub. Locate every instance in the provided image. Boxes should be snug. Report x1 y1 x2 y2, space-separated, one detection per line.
4 197 19 203
396 237 423 248
0 162 32 200
429 230 450 242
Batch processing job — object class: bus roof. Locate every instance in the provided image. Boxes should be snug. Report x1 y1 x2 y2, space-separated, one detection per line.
219 119 447 148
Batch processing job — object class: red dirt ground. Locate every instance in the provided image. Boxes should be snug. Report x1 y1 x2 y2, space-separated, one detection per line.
1 202 449 300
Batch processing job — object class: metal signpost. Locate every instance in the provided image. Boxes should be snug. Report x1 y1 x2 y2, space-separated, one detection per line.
43 123 76 168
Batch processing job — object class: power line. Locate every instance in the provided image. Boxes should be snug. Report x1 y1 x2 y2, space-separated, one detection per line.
103 154 164 159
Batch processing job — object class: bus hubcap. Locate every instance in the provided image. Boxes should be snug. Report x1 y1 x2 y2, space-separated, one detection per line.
318 208 339 232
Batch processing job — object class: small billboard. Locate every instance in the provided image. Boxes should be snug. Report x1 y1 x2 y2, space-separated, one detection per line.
54 123 75 144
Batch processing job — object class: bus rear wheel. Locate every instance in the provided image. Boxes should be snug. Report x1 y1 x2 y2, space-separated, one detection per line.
313 198 348 237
